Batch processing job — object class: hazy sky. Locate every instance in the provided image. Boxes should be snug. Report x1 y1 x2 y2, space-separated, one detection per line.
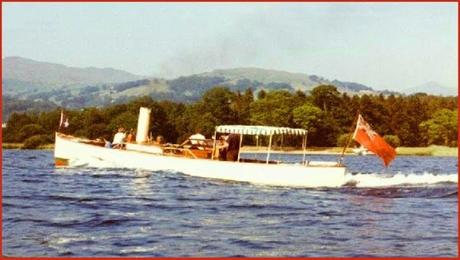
3 2 458 90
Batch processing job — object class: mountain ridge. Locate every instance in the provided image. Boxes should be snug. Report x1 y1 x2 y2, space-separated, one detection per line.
403 81 457 96
3 56 143 87
3 57 455 117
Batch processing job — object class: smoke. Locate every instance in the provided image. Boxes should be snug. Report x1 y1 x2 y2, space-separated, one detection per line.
154 6 310 78
156 31 264 78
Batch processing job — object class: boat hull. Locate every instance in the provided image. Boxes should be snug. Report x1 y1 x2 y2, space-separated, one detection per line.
55 133 348 188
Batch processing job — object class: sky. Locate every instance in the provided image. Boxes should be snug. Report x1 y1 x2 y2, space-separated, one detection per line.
2 2 458 90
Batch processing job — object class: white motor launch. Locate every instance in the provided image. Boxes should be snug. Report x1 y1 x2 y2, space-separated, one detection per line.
136 107 151 144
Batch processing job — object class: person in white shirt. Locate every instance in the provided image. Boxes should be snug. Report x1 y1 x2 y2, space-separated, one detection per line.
181 129 206 149
112 127 126 149
189 133 206 145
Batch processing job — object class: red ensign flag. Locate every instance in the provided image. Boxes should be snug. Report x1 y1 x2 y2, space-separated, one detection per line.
352 114 396 167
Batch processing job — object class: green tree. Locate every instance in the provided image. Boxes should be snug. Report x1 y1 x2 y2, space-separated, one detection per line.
336 133 357 147
37 109 62 133
383 135 401 147
86 123 110 140
231 88 254 125
312 112 340 146
359 94 390 135
148 102 174 142
293 90 308 106
197 86 238 125
106 111 138 136
157 100 185 142
257 89 266 99
401 95 430 146
4 113 37 142
18 124 45 142
23 135 53 149
310 85 341 113
127 96 155 115
292 102 340 146
4 84 458 149
175 86 238 139
292 103 323 135
419 109 458 146
250 90 294 126
310 85 352 134
176 105 216 141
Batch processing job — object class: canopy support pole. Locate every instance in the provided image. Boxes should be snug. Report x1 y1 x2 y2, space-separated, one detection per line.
211 130 217 160
302 134 307 165
280 135 284 151
255 135 259 159
237 134 243 162
277 135 284 161
266 134 273 164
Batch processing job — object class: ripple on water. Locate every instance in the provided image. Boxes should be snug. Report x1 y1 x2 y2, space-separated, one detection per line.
2 150 458 257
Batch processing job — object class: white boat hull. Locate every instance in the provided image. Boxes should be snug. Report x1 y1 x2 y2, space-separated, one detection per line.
55 133 348 188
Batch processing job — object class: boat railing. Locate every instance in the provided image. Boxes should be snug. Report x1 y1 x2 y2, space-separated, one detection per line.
239 158 280 164
162 146 210 159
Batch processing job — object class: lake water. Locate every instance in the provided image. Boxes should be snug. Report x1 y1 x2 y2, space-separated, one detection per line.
2 150 458 257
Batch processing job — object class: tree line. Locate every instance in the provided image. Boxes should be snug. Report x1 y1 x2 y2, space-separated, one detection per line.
3 85 458 149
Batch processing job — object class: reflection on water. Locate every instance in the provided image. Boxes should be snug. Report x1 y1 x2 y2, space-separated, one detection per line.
130 170 152 196
347 195 393 256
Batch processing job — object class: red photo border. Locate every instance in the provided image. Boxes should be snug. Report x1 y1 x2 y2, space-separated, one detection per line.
0 1 458 259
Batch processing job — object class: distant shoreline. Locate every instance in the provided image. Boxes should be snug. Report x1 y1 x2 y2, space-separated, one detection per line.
3 143 457 157
241 146 350 155
241 146 458 156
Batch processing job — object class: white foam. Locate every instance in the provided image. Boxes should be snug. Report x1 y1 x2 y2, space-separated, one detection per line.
343 172 458 188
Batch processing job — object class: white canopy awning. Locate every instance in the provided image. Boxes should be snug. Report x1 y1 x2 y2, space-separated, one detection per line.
215 125 307 136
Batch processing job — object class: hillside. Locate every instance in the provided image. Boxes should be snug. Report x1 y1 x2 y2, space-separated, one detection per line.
2 96 58 120
403 81 457 96
4 57 455 120
3 56 143 93
3 59 381 112
200 67 374 93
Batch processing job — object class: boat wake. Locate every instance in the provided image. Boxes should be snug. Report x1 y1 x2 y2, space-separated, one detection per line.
343 172 457 188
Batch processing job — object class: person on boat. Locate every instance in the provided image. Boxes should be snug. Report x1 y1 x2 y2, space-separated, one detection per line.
154 135 165 145
181 129 206 149
104 138 111 148
215 134 240 161
112 127 126 149
225 133 241 161
214 135 227 160
126 128 136 143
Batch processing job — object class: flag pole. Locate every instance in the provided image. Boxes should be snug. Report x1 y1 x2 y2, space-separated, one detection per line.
58 109 64 132
339 112 360 165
